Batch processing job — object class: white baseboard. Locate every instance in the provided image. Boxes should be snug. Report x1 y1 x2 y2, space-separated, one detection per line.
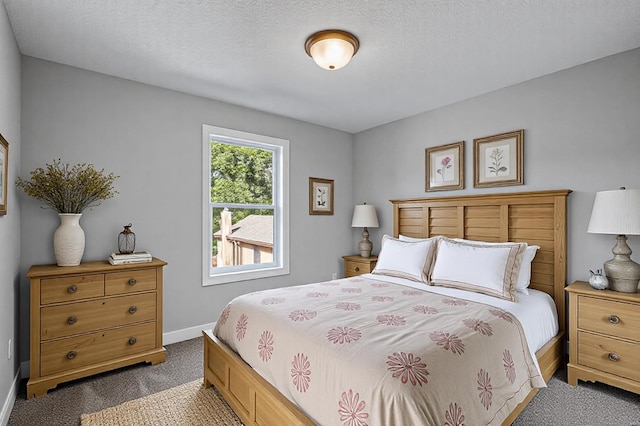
162 322 217 345
1 369 20 426
18 323 217 380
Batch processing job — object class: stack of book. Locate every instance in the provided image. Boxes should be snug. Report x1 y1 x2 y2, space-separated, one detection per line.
108 251 153 265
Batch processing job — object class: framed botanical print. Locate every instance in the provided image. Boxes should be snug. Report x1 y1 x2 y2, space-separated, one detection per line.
474 130 523 188
425 141 464 191
0 133 8 215
309 177 334 215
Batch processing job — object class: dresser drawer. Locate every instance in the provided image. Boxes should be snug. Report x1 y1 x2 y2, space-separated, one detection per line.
577 295 640 341
40 322 157 376
577 331 640 383
41 274 105 305
41 293 157 340
105 268 157 295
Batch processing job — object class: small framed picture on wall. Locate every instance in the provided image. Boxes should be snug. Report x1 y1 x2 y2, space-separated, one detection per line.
309 177 334 215
425 141 464 192
474 129 524 188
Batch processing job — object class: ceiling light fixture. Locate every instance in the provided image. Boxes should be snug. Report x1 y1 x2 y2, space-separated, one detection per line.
305 30 359 71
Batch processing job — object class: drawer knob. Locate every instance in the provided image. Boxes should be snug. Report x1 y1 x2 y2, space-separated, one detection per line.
128 278 137 286
128 337 137 345
68 285 78 294
128 306 138 314
608 352 620 362
67 351 77 360
608 315 620 324
67 315 77 325
355 266 360 272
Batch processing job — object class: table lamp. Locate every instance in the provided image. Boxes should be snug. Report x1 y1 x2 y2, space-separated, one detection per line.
587 187 640 293
351 203 379 257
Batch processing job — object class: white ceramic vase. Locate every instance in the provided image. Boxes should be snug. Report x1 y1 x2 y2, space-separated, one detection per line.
54 213 85 266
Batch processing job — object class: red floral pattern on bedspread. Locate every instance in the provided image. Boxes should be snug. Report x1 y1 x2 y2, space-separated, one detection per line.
338 389 369 426
327 326 362 344
258 330 274 362
478 368 493 410
291 353 311 393
386 352 429 386
213 276 544 426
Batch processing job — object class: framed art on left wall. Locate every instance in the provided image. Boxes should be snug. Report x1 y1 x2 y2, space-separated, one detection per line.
0 133 8 215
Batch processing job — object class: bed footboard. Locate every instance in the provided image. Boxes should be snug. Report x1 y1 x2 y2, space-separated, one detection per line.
203 329 315 426
204 328 563 426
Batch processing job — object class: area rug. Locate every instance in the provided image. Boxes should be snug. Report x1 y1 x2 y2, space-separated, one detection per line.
80 379 244 426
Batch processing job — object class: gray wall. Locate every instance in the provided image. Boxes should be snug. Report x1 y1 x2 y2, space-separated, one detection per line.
353 47 640 286
0 1 21 421
19 57 354 366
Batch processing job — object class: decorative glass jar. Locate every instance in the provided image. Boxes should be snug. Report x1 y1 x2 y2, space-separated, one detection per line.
118 223 136 254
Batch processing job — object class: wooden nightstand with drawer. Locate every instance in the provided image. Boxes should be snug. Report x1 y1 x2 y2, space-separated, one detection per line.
342 255 377 278
26 258 167 398
566 281 640 395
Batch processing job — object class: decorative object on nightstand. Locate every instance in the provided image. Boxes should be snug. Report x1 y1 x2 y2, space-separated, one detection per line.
16 159 119 266
566 281 640 395
588 269 609 290
342 255 377 278
587 187 640 293
351 203 379 257
118 223 136 254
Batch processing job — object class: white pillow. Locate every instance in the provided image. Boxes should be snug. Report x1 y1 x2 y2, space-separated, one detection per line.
372 235 438 283
516 245 539 294
431 238 527 301
399 234 434 242
453 238 538 294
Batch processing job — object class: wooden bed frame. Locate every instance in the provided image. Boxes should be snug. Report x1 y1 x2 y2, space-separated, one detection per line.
203 189 571 426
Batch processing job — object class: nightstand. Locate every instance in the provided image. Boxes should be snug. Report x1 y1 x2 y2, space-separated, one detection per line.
566 281 640 395
342 255 377 277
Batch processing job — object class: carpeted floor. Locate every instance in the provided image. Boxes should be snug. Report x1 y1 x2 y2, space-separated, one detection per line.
8 336 640 425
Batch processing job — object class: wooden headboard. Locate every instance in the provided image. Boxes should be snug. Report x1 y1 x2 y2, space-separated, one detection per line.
390 189 571 332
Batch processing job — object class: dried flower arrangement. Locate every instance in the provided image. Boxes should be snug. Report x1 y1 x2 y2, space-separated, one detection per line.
16 159 119 213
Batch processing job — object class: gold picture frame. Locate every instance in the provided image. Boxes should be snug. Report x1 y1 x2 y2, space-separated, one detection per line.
425 141 464 192
0 134 8 215
474 129 523 188
309 177 334 215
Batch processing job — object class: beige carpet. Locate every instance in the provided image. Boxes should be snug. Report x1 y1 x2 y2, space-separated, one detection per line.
80 379 244 426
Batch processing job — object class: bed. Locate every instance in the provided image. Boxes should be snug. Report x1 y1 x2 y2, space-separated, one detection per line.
203 189 571 425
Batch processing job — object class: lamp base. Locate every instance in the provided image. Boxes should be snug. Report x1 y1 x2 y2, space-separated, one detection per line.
604 235 640 293
358 227 373 258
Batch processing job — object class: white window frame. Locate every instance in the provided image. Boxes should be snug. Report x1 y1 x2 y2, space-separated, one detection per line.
202 124 289 286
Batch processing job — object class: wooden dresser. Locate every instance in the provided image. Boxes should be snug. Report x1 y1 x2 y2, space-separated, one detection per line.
566 281 640 395
342 255 377 277
26 258 167 398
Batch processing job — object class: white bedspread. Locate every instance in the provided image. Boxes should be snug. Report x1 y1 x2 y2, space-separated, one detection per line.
214 275 553 425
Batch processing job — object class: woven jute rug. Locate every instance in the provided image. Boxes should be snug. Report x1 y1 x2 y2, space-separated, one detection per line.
80 379 244 426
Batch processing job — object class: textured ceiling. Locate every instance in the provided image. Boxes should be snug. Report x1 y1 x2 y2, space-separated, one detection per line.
4 0 640 133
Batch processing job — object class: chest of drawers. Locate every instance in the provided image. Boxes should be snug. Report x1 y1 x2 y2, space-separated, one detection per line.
26 258 167 398
566 281 640 395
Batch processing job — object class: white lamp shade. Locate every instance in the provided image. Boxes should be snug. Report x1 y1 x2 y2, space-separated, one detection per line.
351 204 379 228
309 37 355 70
587 188 640 235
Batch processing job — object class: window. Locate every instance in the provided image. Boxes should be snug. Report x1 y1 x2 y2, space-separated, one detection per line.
202 125 289 285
